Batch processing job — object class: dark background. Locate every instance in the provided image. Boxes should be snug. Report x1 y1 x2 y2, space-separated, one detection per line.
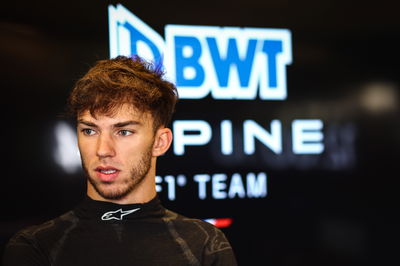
1 0 399 265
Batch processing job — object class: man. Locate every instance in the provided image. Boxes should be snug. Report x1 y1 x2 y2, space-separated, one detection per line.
3 56 237 266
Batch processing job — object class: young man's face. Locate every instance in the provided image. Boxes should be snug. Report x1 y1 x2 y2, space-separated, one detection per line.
77 104 165 203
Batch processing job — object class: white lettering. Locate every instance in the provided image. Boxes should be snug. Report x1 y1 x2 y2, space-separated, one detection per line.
173 120 212 155
292 119 324 154
164 175 176 201
194 174 210 200
247 172 267 198
157 172 268 200
212 174 228 199
228 173 246 198
221 120 233 155
244 120 282 154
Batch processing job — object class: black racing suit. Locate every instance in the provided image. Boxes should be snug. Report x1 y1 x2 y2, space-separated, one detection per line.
3 196 237 266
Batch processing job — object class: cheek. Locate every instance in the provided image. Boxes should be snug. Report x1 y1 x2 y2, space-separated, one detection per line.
118 139 153 159
78 139 95 160
118 143 144 158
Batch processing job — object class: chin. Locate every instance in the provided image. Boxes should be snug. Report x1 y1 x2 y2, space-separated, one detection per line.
95 183 125 197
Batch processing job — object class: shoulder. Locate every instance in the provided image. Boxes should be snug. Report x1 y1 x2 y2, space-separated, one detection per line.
162 209 237 265
163 209 226 239
7 211 78 246
3 211 78 266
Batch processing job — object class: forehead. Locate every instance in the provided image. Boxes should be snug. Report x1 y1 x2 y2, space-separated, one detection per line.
78 104 153 125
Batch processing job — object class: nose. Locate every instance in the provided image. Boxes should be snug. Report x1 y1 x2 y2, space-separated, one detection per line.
96 134 116 158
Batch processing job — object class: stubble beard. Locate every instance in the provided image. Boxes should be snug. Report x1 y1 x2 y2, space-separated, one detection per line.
83 147 153 201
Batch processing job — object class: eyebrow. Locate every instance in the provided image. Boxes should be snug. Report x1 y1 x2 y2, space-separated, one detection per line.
77 120 141 128
78 120 98 128
113 121 141 128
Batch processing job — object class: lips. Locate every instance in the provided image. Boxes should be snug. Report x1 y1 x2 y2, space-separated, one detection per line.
95 166 120 182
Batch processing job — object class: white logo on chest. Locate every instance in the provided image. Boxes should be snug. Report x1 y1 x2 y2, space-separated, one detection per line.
101 208 141 220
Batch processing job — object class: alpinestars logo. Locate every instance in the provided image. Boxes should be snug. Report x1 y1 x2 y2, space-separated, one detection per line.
101 208 141 220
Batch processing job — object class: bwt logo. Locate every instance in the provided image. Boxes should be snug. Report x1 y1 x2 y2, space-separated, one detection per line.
109 4 292 100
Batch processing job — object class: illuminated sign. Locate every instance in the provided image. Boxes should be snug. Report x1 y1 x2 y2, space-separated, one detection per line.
106 4 325 201
108 4 292 100
53 4 335 203
155 172 267 201
172 119 324 156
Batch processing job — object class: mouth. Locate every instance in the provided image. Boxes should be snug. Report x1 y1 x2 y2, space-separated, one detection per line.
94 166 121 182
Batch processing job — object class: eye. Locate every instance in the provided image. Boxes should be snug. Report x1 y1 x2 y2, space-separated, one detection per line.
118 130 133 136
81 128 96 136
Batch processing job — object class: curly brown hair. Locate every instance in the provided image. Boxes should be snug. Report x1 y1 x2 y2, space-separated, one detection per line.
68 56 178 130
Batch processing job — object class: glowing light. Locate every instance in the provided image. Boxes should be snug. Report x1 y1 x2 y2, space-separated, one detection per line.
360 82 398 114
53 121 81 174
204 218 233 228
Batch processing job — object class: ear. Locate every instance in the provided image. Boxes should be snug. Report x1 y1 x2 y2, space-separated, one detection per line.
152 127 173 157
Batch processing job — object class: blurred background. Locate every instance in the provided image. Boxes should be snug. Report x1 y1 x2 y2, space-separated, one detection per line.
1 0 399 265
